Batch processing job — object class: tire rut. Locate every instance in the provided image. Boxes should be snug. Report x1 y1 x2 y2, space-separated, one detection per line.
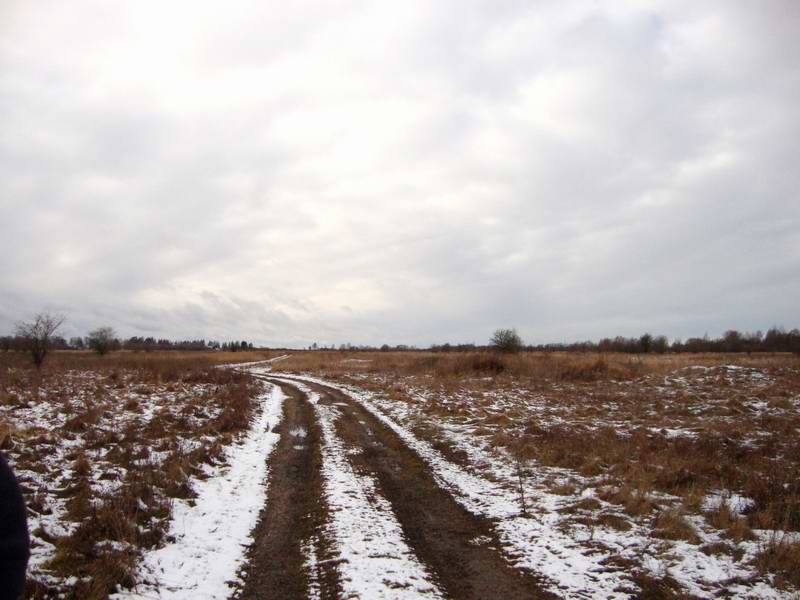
234 380 341 600
293 378 557 600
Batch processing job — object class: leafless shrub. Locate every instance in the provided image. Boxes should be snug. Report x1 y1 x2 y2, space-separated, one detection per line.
507 434 537 517
15 312 65 368
490 328 524 354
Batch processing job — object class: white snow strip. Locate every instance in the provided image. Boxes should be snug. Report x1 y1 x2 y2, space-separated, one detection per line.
271 377 444 600
113 384 285 600
218 354 291 371
303 536 322 600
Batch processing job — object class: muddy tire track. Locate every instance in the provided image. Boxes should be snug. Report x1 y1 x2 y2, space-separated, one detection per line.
234 380 341 600
289 378 556 600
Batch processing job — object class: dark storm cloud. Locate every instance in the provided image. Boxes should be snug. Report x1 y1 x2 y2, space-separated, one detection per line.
1 0 798 347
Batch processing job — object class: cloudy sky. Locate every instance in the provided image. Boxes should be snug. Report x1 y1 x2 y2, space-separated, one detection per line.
1 1 798 347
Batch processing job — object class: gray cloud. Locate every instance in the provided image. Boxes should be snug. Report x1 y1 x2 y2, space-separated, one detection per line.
1 0 798 347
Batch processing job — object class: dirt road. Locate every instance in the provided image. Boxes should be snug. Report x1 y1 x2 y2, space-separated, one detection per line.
234 380 341 600
236 374 555 599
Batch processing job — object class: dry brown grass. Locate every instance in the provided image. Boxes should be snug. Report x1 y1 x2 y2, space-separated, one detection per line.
755 534 800 589
0 350 267 599
1 349 277 388
652 508 701 544
316 352 800 536
274 349 798 382
705 500 756 542
274 350 800 592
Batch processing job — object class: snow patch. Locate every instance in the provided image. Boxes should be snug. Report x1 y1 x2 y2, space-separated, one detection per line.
113 384 285 600
290 426 308 438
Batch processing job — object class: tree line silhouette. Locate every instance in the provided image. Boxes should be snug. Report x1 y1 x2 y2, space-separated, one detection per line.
0 334 255 353
321 327 800 354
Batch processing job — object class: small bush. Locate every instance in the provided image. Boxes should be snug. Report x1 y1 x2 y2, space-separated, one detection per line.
652 508 701 544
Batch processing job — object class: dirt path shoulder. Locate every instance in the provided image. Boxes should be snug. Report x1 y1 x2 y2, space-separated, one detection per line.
234 380 341 600
295 378 556 600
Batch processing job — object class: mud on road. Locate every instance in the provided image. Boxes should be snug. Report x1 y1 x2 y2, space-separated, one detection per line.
301 379 556 600
239 375 555 599
234 380 341 600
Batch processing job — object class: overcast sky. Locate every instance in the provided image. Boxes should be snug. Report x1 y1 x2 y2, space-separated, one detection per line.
1 1 798 347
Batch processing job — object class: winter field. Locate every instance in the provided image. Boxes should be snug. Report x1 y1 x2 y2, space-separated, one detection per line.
2 350 799 599
0 350 278 599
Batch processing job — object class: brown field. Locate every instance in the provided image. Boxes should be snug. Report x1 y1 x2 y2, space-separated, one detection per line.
274 349 798 380
3 348 799 598
273 350 800 594
0 350 277 599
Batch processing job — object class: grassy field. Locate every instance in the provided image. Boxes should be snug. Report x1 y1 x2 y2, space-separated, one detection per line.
2 348 799 598
0 350 277 599
273 350 800 595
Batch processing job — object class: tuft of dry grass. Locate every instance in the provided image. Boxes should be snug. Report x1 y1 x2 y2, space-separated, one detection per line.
598 484 660 517
704 500 756 541
755 534 800 589
628 571 691 599
652 508 701 544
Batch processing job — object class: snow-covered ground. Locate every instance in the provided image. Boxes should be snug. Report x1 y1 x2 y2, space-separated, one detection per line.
1 360 270 597
278 372 797 599
5 355 796 598
113 384 285 599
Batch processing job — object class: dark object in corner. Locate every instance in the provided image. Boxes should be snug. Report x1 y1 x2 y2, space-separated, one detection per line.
0 452 29 600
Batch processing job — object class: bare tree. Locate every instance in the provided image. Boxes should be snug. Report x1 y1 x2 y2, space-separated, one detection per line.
490 328 523 354
87 326 117 356
15 312 65 368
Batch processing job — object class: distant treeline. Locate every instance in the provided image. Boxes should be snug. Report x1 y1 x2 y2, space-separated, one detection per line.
0 335 256 353
317 327 800 354
4 327 799 355
534 327 800 354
